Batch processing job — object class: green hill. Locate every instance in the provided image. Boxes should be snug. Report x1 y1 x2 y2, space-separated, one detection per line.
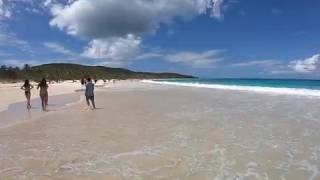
0 63 195 81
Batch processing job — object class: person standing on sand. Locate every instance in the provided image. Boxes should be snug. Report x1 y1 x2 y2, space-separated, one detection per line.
85 77 96 109
81 78 85 86
21 79 33 109
37 78 49 111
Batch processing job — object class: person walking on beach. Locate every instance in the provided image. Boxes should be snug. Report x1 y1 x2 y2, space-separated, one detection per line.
85 77 96 109
37 78 49 111
21 79 33 109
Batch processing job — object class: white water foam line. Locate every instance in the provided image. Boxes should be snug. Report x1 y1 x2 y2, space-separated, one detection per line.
142 80 320 98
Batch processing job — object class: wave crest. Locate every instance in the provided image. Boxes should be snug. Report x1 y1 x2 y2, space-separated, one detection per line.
142 80 320 98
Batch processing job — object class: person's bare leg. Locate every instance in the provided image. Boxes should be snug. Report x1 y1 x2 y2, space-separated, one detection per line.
25 94 29 109
91 98 96 109
27 94 31 109
41 98 45 111
86 97 90 107
44 95 48 111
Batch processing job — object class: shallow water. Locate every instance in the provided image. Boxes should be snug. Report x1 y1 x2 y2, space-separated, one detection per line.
156 79 320 90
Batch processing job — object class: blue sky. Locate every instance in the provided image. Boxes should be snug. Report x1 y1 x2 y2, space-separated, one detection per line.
0 0 320 79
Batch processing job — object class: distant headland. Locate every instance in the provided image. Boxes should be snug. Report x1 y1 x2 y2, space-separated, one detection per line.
0 63 195 81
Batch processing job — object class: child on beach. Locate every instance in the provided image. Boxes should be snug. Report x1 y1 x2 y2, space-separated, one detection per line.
37 78 49 111
85 78 96 109
20 79 33 109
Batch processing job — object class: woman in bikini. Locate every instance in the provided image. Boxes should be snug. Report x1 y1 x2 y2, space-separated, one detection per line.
37 78 49 111
21 79 33 109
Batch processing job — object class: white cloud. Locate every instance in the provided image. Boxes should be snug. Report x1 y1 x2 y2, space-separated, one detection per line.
43 42 75 56
82 34 141 65
231 60 280 67
43 0 52 7
0 0 43 19
49 0 228 39
0 0 234 67
0 0 12 19
230 55 320 75
230 59 296 75
289 54 320 73
46 0 231 64
165 49 224 68
134 52 163 60
211 0 225 19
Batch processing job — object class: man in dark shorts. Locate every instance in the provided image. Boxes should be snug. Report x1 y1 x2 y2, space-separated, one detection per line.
85 78 96 109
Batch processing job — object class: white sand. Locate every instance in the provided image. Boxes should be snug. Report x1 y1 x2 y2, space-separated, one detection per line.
0 81 83 113
0 81 320 179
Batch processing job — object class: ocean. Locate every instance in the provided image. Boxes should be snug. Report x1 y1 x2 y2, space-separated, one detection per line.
144 79 320 98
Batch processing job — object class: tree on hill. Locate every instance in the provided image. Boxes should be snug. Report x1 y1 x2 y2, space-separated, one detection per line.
23 64 31 72
0 65 7 71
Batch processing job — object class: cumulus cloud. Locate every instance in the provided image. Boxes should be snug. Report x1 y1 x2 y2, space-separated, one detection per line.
46 0 230 64
49 0 227 39
0 0 233 66
289 54 320 73
82 34 141 65
165 49 224 68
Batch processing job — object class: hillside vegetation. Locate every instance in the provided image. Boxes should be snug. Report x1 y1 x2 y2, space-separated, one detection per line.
0 63 194 81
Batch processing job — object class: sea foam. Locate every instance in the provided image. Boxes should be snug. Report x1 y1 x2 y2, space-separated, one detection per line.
142 80 320 98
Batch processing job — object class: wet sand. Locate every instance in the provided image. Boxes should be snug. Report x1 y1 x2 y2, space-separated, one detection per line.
0 93 81 128
0 82 320 179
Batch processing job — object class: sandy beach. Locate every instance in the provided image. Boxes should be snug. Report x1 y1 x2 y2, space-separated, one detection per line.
0 81 83 113
0 81 320 179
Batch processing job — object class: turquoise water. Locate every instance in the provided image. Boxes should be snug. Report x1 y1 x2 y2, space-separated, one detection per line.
156 79 320 90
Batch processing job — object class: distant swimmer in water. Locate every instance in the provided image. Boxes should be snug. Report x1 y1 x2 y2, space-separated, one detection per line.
37 78 49 111
21 79 33 109
85 77 96 109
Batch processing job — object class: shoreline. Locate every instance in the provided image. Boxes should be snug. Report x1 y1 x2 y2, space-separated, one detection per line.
0 92 82 129
143 80 320 98
2 79 320 129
